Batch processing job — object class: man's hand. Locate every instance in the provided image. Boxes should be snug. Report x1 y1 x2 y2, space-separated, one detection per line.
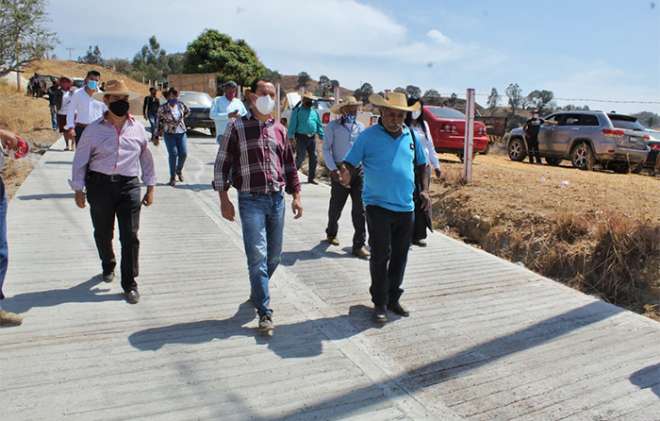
434 168 442 178
142 187 154 206
0 129 19 150
330 169 340 182
151 136 160 146
419 191 432 212
74 191 86 209
219 192 235 221
66 128 75 141
339 165 352 187
228 110 240 119
291 193 303 219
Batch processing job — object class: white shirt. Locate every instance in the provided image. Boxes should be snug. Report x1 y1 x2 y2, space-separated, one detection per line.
65 88 107 129
57 89 74 116
412 121 440 170
209 95 248 140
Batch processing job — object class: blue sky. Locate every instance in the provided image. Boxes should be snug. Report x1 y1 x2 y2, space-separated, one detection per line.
47 0 660 113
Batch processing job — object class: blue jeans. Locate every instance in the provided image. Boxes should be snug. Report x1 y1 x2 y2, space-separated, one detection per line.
0 180 8 300
163 133 188 178
238 191 285 317
147 113 157 134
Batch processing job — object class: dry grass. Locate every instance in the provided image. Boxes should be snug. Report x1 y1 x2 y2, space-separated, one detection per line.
431 152 660 320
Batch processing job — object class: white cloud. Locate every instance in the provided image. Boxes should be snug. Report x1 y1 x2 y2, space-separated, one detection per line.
427 29 451 45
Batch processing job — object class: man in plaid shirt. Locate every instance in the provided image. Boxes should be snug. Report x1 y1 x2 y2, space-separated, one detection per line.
213 80 303 332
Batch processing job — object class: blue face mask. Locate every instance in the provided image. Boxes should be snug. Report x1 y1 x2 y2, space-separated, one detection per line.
86 80 98 90
343 114 356 124
168 98 178 105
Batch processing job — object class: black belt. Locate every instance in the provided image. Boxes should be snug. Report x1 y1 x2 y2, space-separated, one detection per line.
87 171 138 183
295 133 316 139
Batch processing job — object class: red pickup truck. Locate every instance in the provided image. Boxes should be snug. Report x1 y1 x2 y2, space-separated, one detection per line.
424 106 489 161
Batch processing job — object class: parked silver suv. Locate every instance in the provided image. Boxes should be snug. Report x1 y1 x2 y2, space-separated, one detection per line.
506 111 650 173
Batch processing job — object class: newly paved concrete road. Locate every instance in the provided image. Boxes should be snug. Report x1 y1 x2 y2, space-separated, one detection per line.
1 131 659 420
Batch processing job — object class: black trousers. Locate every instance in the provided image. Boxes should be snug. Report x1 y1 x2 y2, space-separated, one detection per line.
412 198 428 242
526 134 541 163
74 125 86 146
295 134 317 182
86 172 142 292
326 173 366 250
366 205 414 307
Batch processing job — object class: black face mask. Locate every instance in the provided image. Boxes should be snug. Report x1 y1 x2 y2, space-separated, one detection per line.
109 99 130 117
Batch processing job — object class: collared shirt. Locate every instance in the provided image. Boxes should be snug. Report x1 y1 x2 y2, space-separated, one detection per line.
65 88 107 129
411 121 440 170
57 90 74 116
157 102 190 135
344 124 427 212
142 95 160 116
323 118 365 171
71 115 157 191
210 95 248 140
213 115 300 195
287 106 324 139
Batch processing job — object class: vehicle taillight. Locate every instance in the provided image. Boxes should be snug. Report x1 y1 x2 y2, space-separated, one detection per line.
651 143 660 151
322 113 330 124
643 134 650 141
602 128 625 137
477 126 486 136
442 124 458 134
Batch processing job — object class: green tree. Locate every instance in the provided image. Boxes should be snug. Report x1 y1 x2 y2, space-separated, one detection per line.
316 74 331 96
354 82 374 104
263 67 282 82
406 85 421 99
527 89 554 112
0 0 57 88
422 89 442 105
79 45 103 65
132 35 169 82
393 86 407 94
487 87 500 110
106 58 132 74
296 71 311 89
449 93 458 107
505 83 523 115
184 29 266 88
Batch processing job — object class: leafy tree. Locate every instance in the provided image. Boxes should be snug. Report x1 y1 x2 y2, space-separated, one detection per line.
106 58 132 74
393 86 407 94
406 85 421 99
79 45 103 65
527 89 554 112
354 82 374 104
0 0 57 85
131 35 169 82
422 89 442 105
263 67 282 82
487 87 500 110
632 111 660 128
165 52 185 75
330 79 340 90
296 71 311 89
505 83 523 115
317 74 331 97
184 29 267 88
448 93 458 107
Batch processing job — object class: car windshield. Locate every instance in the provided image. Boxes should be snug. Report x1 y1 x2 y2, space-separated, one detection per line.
179 92 213 108
427 106 466 119
608 115 646 131
316 100 333 111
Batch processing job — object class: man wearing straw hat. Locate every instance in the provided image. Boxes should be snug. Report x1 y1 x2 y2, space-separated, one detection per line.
323 96 369 259
340 92 430 323
288 92 324 184
71 80 156 304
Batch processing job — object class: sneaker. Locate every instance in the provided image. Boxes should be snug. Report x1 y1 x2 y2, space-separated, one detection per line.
373 305 388 323
258 314 274 331
125 289 140 304
102 271 115 283
168 177 176 187
0 310 23 327
388 302 410 317
177 172 184 182
326 236 340 246
352 246 370 259
412 240 427 247
308 180 319 185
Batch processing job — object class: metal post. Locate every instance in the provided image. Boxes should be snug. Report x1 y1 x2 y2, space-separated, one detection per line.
276 82 281 122
463 88 476 182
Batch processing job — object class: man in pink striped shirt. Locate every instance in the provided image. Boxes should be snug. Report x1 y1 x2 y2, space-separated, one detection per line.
71 80 156 304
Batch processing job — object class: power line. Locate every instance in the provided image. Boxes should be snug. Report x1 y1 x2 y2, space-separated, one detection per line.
436 91 660 105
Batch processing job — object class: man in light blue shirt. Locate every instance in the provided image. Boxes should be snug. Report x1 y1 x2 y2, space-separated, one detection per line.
340 92 430 323
210 81 247 143
323 96 369 258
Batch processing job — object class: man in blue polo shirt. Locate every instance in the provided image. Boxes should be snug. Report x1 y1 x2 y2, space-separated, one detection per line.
340 92 431 323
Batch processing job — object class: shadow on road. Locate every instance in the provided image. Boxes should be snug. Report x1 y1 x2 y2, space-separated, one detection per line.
630 363 660 397
281 242 358 266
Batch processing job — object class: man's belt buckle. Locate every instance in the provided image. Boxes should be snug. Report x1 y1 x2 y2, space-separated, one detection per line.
108 174 122 182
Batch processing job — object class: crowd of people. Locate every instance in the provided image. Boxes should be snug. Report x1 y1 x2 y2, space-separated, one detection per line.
1 72 444 332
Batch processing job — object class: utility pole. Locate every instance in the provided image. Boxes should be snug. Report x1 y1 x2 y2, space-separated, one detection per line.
66 48 75 60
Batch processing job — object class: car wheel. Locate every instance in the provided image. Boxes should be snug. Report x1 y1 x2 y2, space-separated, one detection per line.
508 137 526 162
545 156 562 166
612 163 630 174
210 127 216 137
570 142 594 170
481 142 490 155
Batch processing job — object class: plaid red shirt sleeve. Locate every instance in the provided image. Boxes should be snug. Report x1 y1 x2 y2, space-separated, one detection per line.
213 117 300 195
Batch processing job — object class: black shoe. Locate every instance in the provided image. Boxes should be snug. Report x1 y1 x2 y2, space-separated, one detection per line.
308 180 319 185
102 272 115 283
412 240 427 247
177 172 184 182
168 177 176 187
125 289 140 304
388 302 410 317
373 305 388 323
258 314 274 331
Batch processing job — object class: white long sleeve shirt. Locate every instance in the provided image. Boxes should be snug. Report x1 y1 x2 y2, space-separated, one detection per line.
65 88 107 129
412 121 440 170
209 95 247 141
57 89 74 116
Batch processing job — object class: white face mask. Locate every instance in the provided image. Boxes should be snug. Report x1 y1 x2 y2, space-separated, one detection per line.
411 110 422 120
255 95 275 115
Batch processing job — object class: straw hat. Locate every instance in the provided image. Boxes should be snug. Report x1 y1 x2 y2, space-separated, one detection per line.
331 96 363 114
369 91 420 112
302 92 318 100
59 75 72 83
93 80 138 100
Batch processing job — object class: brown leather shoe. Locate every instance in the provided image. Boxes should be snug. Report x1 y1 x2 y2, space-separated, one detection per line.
326 236 340 246
0 310 23 327
388 302 410 317
352 246 370 259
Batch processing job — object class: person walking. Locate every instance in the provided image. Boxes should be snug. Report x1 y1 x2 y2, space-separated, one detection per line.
65 70 107 146
0 129 24 326
406 98 440 247
210 81 247 142
47 79 62 131
214 80 303 332
142 87 160 138
155 88 190 186
524 110 544 164
71 80 156 305
323 96 369 258
340 92 430 323
56 76 76 151
288 92 324 184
